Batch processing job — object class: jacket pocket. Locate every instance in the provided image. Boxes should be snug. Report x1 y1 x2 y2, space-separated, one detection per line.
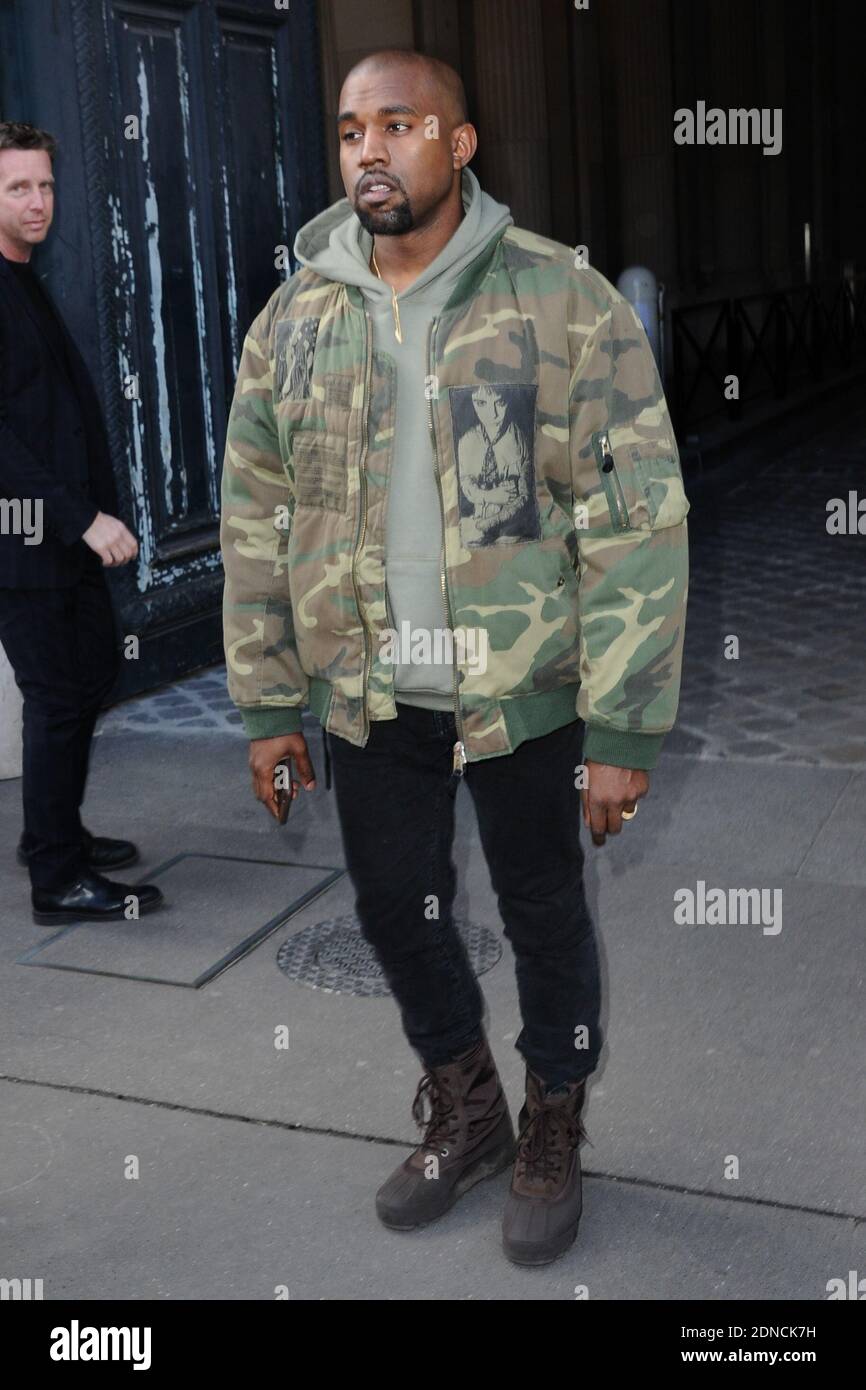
591 429 631 531
591 429 688 532
632 453 690 529
291 431 348 512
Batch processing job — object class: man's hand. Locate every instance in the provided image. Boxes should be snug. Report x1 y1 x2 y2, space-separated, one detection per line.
249 733 316 820
581 759 649 846
82 512 139 567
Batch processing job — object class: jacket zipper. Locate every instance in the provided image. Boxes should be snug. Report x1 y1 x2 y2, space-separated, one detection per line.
426 318 467 779
350 311 375 741
595 429 629 530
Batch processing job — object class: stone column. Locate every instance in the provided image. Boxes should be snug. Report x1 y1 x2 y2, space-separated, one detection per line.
600 0 678 290
0 644 22 779
470 0 551 232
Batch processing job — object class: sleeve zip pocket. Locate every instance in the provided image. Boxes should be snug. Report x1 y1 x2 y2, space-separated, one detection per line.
592 429 630 531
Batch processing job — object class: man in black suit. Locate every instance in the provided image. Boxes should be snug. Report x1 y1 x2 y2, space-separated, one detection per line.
0 121 162 924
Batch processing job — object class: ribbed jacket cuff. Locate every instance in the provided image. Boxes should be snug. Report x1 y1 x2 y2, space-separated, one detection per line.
582 724 666 771
240 706 304 740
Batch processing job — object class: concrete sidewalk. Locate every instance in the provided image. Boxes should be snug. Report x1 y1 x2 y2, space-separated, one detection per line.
1 400 864 1301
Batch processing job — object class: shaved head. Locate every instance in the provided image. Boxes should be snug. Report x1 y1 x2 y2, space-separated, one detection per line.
340 49 468 129
337 47 476 245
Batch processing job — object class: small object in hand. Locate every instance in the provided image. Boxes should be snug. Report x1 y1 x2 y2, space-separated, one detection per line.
274 759 294 824
621 804 638 821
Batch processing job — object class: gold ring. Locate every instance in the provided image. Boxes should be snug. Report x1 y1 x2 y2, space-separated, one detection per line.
621 805 638 821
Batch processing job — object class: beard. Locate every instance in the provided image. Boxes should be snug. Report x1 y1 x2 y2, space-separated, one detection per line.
354 193 415 236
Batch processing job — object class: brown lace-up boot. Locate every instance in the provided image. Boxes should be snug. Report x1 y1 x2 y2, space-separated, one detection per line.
375 1037 516 1231
501 1067 590 1265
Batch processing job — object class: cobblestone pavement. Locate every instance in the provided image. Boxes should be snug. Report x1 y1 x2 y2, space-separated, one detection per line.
98 669 243 736
669 398 866 768
99 397 866 768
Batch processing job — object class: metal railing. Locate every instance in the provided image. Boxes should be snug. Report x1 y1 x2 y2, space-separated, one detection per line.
670 277 866 431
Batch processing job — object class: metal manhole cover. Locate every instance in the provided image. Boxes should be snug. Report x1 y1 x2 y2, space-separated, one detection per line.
276 913 501 997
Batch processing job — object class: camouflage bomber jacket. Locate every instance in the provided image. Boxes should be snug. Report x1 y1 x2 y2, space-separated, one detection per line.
220 224 690 771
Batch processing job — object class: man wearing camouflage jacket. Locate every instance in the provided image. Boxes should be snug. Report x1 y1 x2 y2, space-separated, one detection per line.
220 50 689 1267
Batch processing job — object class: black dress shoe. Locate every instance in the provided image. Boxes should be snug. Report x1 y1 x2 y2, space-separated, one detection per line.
18 830 139 873
32 870 164 926
80 830 139 872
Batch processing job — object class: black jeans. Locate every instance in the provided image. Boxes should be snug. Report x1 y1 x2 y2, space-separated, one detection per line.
0 566 120 891
327 703 602 1089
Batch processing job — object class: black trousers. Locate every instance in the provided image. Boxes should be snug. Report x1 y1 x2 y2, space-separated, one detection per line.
327 703 603 1089
0 567 120 891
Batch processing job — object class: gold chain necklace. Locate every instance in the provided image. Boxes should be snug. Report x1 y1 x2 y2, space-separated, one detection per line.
370 244 402 343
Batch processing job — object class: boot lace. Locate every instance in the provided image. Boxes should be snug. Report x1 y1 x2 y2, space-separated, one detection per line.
411 1071 459 1155
517 1100 589 1184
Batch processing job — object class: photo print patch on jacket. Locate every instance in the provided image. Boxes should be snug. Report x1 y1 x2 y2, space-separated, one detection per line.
450 383 541 547
274 316 318 401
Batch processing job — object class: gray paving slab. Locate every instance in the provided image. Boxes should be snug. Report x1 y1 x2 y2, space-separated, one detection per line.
1 727 853 916
0 698 857 897
560 756 855 882
19 854 342 987
580 859 866 1214
1 801 862 1216
2 1080 861 1301
86 719 331 837
797 771 866 887
0 726 346 889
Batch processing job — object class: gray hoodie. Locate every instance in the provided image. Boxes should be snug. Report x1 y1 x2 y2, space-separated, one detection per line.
293 167 513 710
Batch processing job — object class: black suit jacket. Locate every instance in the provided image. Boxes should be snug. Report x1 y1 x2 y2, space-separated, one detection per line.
0 251 119 588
